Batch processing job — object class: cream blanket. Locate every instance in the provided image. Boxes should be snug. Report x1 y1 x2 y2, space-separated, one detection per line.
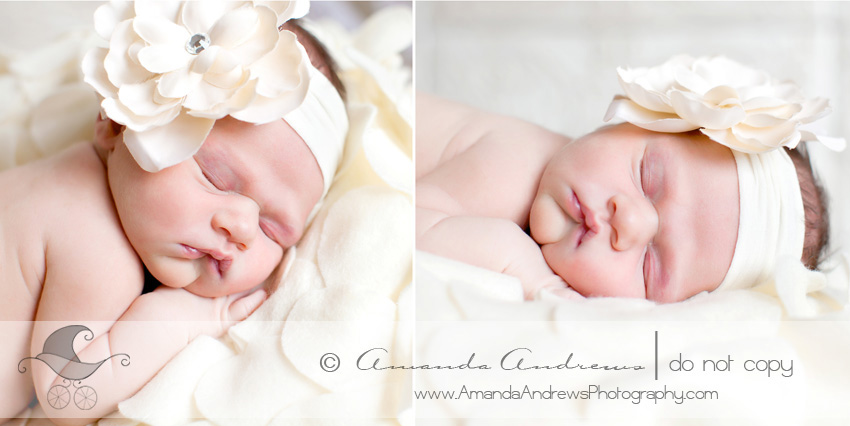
415 250 850 423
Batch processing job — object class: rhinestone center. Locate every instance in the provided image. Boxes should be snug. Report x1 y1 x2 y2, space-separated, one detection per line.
185 33 210 55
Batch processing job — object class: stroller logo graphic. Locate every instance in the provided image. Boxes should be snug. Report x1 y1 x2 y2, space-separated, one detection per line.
18 325 130 410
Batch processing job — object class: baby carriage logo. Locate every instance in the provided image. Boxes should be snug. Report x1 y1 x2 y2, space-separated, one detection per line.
18 325 130 410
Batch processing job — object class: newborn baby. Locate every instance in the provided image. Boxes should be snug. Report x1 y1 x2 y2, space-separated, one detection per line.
417 56 835 304
0 6 347 424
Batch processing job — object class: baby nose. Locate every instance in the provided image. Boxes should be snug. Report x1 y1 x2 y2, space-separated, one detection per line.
212 197 259 250
608 194 658 252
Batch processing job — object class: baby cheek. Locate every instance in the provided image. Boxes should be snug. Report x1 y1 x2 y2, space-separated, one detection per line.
244 240 285 286
541 244 610 298
540 243 578 287
529 195 568 245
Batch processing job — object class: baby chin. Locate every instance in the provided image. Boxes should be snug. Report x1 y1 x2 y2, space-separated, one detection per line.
185 258 271 298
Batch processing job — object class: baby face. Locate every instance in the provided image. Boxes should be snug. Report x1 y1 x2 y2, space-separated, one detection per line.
108 116 323 297
530 123 739 303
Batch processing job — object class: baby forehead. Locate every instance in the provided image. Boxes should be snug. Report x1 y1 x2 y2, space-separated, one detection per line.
578 124 723 154
204 119 312 164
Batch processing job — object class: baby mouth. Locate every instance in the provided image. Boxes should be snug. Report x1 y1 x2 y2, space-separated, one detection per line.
571 195 598 247
182 245 233 276
208 256 232 276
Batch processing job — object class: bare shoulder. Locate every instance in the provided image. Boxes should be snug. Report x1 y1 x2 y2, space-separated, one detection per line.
35 144 143 322
416 93 571 226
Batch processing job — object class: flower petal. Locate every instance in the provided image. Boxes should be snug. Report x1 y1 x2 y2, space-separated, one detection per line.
208 5 260 48
617 67 676 114
183 80 236 112
93 1 134 40
204 66 249 89
250 31 308 98
82 47 118 99
101 96 181 132
118 80 181 117
700 128 772 153
603 96 697 133
230 83 307 124
134 0 181 22
670 89 746 130
794 97 830 124
224 6 279 66
800 131 846 152
743 112 788 128
731 121 799 150
701 85 740 106
191 45 221 74
255 0 310 26
104 20 153 87
674 67 711 95
608 55 838 154
138 44 193 74
742 96 795 111
133 16 189 46
185 79 258 119
180 0 233 35
123 113 215 172
208 49 240 74
226 78 259 110
158 68 203 98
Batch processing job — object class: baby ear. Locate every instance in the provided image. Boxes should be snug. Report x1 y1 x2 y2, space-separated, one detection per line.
93 114 124 151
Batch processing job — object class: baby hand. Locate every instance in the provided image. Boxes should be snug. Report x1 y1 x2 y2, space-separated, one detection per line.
146 286 268 339
533 275 584 301
217 287 269 326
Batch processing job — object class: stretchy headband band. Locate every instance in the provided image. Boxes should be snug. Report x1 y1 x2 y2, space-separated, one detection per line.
285 62 347 205
718 149 805 291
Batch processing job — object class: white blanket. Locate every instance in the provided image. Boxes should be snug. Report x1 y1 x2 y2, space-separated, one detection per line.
415 250 850 422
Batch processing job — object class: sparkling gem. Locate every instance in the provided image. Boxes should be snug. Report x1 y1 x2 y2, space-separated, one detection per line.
185 33 210 55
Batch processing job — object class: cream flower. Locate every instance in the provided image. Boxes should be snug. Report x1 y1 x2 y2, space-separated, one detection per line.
604 55 846 153
82 0 311 172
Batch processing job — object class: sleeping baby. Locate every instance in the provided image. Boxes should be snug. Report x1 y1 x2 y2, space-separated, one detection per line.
417 55 843 303
0 1 347 424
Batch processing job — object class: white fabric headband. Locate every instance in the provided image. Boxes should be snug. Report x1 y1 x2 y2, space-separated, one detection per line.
285 62 348 201
717 149 806 291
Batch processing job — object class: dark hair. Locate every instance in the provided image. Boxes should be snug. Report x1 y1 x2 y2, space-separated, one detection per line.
786 146 830 270
280 19 347 101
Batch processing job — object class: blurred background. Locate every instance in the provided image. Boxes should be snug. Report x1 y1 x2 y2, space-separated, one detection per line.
417 1 850 265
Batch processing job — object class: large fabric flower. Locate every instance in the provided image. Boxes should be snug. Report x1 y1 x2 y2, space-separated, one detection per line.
604 55 846 153
83 0 311 172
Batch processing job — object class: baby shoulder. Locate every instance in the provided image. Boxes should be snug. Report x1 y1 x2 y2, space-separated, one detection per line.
38 145 144 318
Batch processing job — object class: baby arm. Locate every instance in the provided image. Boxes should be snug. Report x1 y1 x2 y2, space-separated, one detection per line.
418 204 570 300
417 94 577 300
29 205 266 425
31 282 266 426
